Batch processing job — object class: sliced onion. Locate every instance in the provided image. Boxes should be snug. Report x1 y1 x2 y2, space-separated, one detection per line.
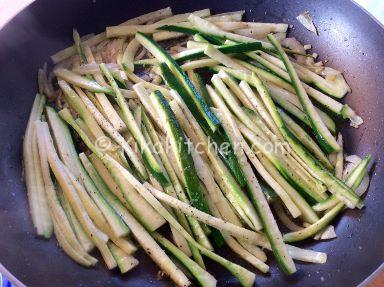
343 155 362 180
355 174 370 197
322 67 351 93
281 37 323 73
314 225 337 240
296 11 318 35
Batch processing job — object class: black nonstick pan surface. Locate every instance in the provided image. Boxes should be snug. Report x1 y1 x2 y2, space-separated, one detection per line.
0 0 383 286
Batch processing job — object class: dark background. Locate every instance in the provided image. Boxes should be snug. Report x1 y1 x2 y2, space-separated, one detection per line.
0 0 383 286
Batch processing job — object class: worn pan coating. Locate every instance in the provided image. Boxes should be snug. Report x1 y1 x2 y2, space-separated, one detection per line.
0 0 383 286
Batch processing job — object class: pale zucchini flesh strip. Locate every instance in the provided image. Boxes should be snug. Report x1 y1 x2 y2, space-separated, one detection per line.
205 86 295 274
23 94 53 237
59 109 191 286
50 7 173 63
36 123 97 265
267 34 339 153
60 109 255 287
170 90 262 230
37 122 117 269
284 155 371 242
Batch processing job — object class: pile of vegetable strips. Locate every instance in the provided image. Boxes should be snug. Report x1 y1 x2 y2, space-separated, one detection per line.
24 7 372 286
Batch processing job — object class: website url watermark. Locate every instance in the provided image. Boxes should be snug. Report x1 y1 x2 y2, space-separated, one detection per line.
94 135 291 158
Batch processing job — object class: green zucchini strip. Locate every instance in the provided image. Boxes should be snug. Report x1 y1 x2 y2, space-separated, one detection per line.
279 109 333 169
54 68 113 95
187 70 214 107
203 44 250 72
45 106 129 238
211 66 337 135
142 112 212 251
248 71 361 208
188 15 273 49
156 8 211 25
237 59 339 136
238 121 327 203
107 242 139 274
213 107 303 218
284 155 371 242
254 50 351 99
217 63 357 207
77 89 148 179
37 122 118 269
50 7 173 63
153 233 217 287
30 134 52 236
48 106 164 232
201 183 269 271
209 77 301 217
181 58 220 71
141 123 206 265
240 105 328 193
177 42 262 62
170 90 262 230
121 38 141 72
58 187 95 252
219 71 253 109
59 109 256 287
160 63 247 189
313 155 371 212
51 214 97 267
150 90 211 214
99 63 168 185
206 87 296 274
59 109 192 286
36 123 97 266
135 32 220 132
146 184 262 244
267 34 339 153
79 153 138 256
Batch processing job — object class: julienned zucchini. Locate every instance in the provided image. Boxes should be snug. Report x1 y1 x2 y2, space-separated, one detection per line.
160 63 247 188
313 155 371 212
278 109 333 170
211 66 337 135
153 232 217 287
267 34 340 154
135 32 220 132
188 15 274 50
207 85 296 274
188 70 213 107
141 111 215 251
108 242 139 274
54 68 113 95
58 108 166 232
60 108 255 287
157 25 224 45
23 94 53 238
173 42 262 62
150 90 211 214
45 106 129 238
247 72 362 209
99 63 168 186
284 155 371 242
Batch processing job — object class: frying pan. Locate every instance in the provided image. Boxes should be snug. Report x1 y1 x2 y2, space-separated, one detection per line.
0 0 383 286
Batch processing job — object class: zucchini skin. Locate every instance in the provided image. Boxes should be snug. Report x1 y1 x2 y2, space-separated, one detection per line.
157 25 224 44
176 42 263 62
160 63 247 188
136 32 220 132
151 90 211 214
